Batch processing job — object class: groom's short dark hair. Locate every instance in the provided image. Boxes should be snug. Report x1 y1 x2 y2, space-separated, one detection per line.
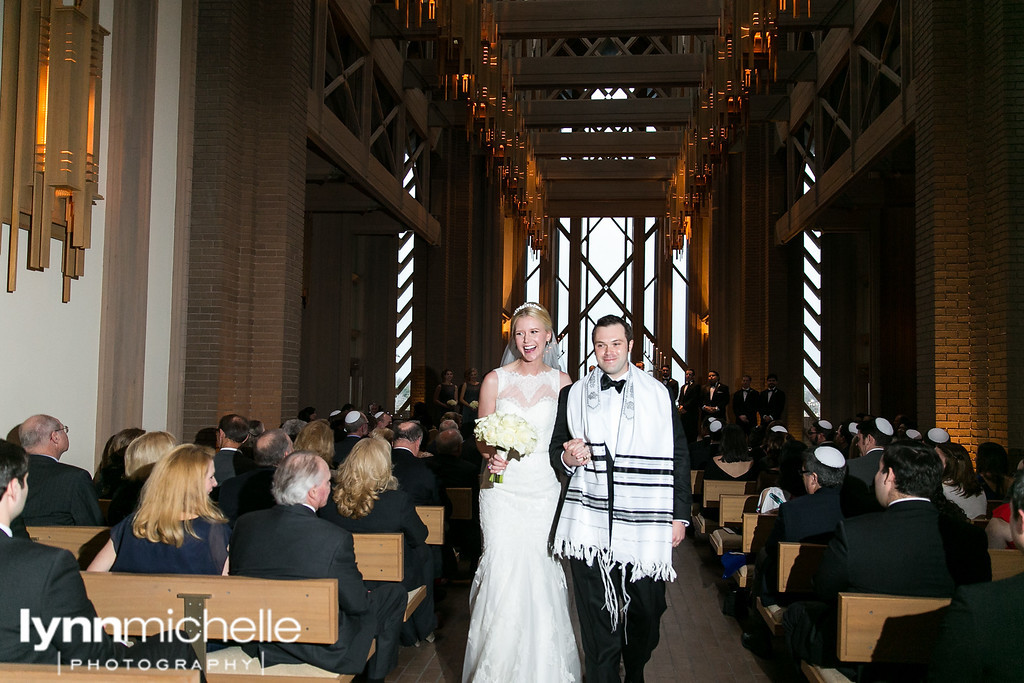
592 315 633 343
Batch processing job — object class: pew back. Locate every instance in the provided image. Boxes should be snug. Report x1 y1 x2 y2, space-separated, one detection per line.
27 526 109 568
777 542 827 593
414 505 444 545
741 513 777 554
988 547 1024 581
836 592 950 663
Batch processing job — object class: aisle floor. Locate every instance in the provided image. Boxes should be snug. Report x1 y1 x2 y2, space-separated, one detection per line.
388 534 803 682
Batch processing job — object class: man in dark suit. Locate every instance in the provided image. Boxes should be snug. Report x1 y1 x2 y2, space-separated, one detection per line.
659 365 680 407
731 375 759 435
757 373 786 425
391 421 440 506
930 469 1024 681
213 413 255 484
0 440 197 672
679 368 702 443
549 315 692 683
217 428 292 526
744 445 847 657
332 411 367 467
18 415 103 526
230 451 405 682
841 417 893 517
784 440 991 667
700 370 729 426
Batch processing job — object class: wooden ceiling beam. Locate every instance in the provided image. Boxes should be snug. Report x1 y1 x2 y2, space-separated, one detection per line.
545 198 669 217
494 0 721 38
524 97 691 128
512 55 704 89
531 131 683 157
538 159 675 181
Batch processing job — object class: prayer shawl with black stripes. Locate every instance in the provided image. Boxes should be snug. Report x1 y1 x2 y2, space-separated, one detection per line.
553 365 676 630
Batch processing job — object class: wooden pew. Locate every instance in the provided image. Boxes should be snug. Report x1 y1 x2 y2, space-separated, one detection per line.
989 547 1024 581
709 494 757 555
690 470 704 517
98 498 112 520
414 505 444 545
756 542 827 635
31 527 427 632
694 480 756 535
445 487 474 521
802 593 951 683
0 664 199 681
82 572 347 681
742 513 777 554
27 526 109 569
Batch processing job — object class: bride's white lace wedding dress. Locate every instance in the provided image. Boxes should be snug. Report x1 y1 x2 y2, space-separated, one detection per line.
462 366 580 682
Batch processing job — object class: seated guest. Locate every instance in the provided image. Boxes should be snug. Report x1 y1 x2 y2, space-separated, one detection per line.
214 413 255 484
704 423 757 482
369 426 394 444
840 417 893 517
688 418 721 472
333 411 368 467
88 444 228 575
757 446 845 604
743 445 846 658
217 428 292 527
106 431 177 525
93 427 144 498
230 451 405 681
930 470 1024 681
18 414 104 526
0 440 198 671
320 437 436 645
975 441 1011 501
784 440 991 668
294 419 336 469
937 441 987 519
391 421 441 506
280 418 307 442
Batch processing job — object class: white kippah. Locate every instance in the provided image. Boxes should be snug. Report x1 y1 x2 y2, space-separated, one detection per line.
770 425 788 434
344 410 361 424
848 422 858 434
329 409 342 418
709 420 723 433
927 427 950 444
875 417 894 436
905 428 922 440
814 446 845 468
817 419 833 430
373 411 385 419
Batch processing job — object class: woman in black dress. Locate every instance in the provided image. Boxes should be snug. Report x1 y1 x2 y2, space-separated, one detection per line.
459 367 481 425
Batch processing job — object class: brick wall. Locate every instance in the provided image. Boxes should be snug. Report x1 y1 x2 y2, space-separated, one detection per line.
915 0 1024 452
182 0 308 437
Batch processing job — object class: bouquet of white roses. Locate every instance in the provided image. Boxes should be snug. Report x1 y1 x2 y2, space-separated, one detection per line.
474 411 537 483
447 399 458 407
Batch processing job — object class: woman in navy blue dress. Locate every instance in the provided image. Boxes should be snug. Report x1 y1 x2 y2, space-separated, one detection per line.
87 444 229 575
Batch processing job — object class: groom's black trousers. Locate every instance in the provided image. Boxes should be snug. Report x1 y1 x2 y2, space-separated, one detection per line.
569 558 667 683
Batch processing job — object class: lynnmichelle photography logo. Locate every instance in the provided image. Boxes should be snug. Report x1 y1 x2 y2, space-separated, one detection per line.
21 607 302 650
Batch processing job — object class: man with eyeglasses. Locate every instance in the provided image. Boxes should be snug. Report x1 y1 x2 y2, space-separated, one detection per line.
17 414 103 526
806 419 836 448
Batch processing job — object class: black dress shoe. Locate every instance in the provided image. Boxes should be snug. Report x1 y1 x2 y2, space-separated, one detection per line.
741 630 774 659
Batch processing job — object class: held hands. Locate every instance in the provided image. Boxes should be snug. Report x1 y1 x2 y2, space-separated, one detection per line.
561 438 591 468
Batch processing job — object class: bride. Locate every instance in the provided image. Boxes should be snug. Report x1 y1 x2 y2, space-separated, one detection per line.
462 303 581 682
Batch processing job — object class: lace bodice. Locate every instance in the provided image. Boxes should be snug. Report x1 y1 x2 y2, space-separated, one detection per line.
494 366 560 467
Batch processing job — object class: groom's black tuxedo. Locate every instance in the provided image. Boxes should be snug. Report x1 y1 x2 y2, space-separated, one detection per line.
549 374 692 682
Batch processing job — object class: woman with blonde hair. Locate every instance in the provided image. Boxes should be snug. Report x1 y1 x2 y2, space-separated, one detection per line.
106 431 177 525
294 419 336 468
88 444 229 575
319 437 435 645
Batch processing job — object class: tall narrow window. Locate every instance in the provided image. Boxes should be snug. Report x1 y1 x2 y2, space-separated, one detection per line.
803 229 822 419
671 235 689 376
394 231 414 413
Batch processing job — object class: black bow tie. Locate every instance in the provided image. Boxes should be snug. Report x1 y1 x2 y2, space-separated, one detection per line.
601 374 626 393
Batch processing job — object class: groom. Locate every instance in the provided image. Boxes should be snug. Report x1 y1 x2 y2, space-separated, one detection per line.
550 314 691 683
